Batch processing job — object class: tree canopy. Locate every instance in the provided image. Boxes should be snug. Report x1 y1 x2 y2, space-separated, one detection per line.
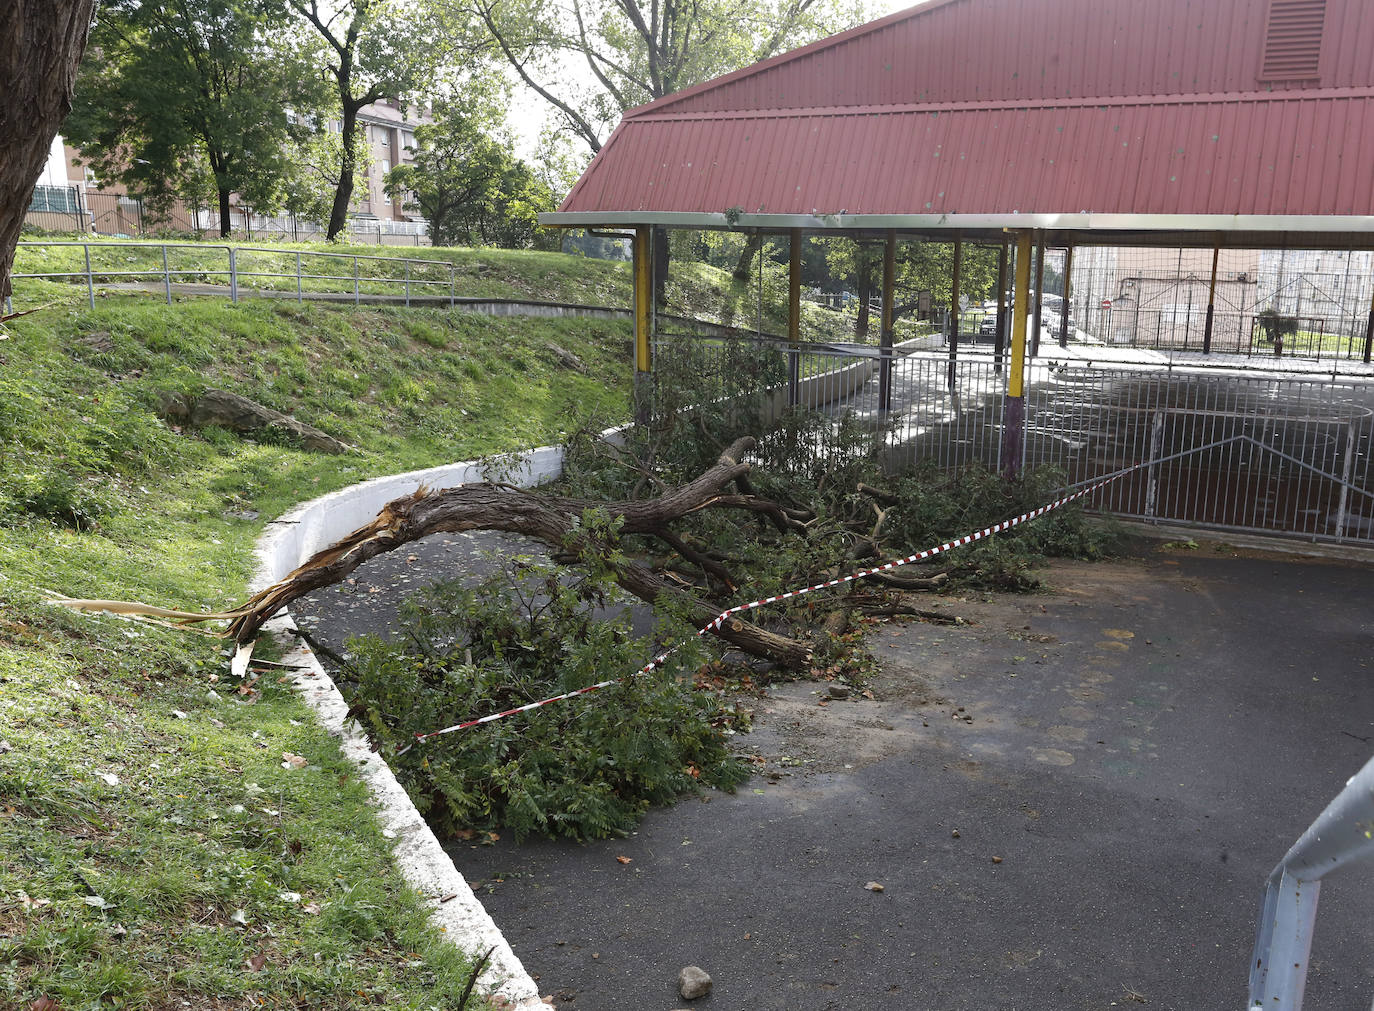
384 99 553 249
452 0 867 153
63 0 327 236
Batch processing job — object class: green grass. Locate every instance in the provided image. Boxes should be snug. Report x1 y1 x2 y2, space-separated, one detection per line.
0 268 639 1009
13 235 636 306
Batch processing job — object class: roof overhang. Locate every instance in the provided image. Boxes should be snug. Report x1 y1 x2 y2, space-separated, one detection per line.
540 211 1374 248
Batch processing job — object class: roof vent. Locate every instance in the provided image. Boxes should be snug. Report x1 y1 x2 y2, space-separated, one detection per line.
1260 0 1326 81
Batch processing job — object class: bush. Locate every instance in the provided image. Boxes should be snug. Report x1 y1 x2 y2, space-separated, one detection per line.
343 531 749 841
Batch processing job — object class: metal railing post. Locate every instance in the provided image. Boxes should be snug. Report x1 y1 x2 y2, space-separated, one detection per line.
296 252 302 302
83 243 94 309
1144 409 1165 519
1249 753 1374 1009
449 264 455 308
354 257 360 305
162 245 171 304
228 247 238 303
404 260 410 307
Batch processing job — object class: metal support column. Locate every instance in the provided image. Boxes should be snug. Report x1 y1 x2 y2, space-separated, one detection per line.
788 228 802 407
1203 243 1219 354
1030 232 1045 358
633 225 653 425
1058 246 1073 348
948 235 961 389
1364 269 1374 364
878 230 896 415
993 242 1008 374
1000 231 1031 480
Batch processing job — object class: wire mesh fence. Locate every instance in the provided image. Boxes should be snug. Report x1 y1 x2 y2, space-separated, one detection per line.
649 332 1374 546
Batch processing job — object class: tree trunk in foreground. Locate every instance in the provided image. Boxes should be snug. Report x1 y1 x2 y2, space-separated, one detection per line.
227 437 813 667
0 0 96 300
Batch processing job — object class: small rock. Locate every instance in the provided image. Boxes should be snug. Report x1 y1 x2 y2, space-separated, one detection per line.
951 829 960 838
991 856 1003 864
826 684 851 700
0 739 13 753
864 881 885 892
679 965 712 1000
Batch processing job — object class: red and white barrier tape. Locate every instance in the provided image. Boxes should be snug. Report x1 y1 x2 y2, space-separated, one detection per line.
401 470 1126 751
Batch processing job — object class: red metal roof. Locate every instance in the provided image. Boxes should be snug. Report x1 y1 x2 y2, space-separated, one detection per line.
553 0 1374 231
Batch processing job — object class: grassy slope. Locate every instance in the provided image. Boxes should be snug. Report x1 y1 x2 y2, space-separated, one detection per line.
0 249 637 1009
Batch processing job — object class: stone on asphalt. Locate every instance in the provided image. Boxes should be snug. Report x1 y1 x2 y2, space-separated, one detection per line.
678 965 712 999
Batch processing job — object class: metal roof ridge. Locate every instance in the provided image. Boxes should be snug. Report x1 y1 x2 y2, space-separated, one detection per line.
618 0 965 121
624 85 1374 122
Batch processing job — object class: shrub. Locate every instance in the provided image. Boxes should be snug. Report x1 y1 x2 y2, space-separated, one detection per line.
343 533 749 841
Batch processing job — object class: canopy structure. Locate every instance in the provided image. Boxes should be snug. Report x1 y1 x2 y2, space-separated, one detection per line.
541 0 1374 459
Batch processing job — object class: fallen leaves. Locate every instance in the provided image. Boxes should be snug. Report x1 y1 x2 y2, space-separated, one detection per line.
615 855 632 865
281 752 308 769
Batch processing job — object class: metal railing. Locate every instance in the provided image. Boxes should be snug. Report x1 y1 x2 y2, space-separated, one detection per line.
13 240 462 310
1248 753 1374 1008
647 334 1374 545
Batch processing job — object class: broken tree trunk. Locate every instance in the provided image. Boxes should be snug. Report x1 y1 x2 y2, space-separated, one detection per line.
228 436 811 667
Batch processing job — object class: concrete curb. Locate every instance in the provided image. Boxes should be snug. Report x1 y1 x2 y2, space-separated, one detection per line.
251 449 565 1010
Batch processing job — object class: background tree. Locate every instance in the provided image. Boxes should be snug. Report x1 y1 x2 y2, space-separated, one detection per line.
0 0 96 301
284 0 466 240
461 0 863 155
63 0 328 236
384 99 554 248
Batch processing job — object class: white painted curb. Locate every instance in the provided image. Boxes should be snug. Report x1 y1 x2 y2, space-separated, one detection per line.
252 449 565 1010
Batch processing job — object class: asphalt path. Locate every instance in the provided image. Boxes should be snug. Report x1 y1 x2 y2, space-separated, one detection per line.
292 537 1374 1010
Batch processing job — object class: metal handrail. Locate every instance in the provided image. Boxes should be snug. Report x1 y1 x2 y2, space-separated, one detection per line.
12 239 465 309
1248 753 1374 1008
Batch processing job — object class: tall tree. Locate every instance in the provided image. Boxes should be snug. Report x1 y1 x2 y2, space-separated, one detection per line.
458 0 864 154
385 98 553 248
0 0 96 301
64 0 327 236
284 0 439 240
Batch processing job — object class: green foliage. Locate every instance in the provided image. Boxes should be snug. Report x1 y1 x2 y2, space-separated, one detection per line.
64 0 331 234
385 99 555 249
345 538 748 841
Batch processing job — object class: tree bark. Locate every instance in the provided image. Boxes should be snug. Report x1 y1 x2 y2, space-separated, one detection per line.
328 97 359 240
217 187 232 237
732 231 762 283
226 437 813 667
0 0 97 301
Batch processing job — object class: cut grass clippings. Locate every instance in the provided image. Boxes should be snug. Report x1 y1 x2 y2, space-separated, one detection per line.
0 254 640 1009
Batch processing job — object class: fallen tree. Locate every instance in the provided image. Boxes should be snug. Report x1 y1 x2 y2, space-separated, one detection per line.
227 436 816 666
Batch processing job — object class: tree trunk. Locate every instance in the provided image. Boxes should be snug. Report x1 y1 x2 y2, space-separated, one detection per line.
0 0 97 301
225 437 813 667
327 98 359 240
217 186 232 238
732 231 762 283
856 271 873 338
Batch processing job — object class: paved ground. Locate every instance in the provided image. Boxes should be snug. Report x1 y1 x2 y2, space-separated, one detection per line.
293 537 1374 1010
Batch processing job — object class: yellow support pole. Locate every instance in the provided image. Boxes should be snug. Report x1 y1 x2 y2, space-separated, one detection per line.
1002 230 1033 478
1009 231 1031 397
632 226 652 423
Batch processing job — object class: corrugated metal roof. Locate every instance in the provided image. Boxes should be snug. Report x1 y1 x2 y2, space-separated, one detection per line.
555 0 1374 231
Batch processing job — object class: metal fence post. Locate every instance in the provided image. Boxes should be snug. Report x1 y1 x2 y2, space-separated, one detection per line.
162 245 172 304
354 257 360 305
229 247 238 303
404 260 410 307
449 264 455 309
84 243 95 309
296 252 302 302
1144 409 1165 519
